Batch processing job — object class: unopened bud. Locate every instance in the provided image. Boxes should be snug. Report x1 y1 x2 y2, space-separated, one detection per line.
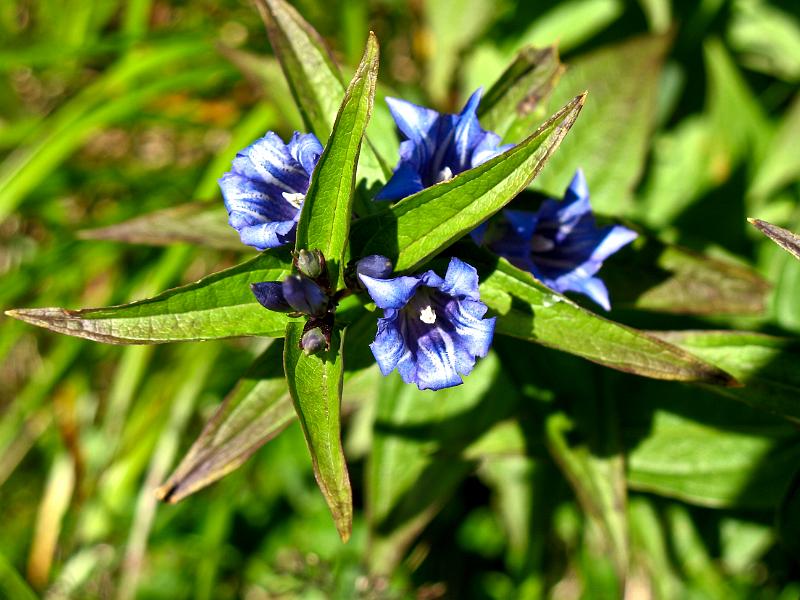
356 255 393 280
295 249 325 279
301 327 327 355
251 281 293 312
282 275 328 316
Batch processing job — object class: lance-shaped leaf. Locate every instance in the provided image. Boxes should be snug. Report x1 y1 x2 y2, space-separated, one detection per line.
79 202 245 251
156 341 294 503
6 250 296 344
534 34 670 216
749 218 800 262
655 331 800 421
296 34 378 290
350 94 586 272
622 376 800 509
460 247 735 384
157 314 377 502
477 45 565 140
254 0 389 184
283 321 351 541
602 235 769 315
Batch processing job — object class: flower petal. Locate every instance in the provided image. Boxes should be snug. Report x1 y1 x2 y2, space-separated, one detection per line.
385 97 441 146
408 326 464 390
370 310 410 376
376 161 425 200
358 273 423 309
590 225 638 262
442 297 495 359
237 219 297 250
287 132 323 176
440 257 481 300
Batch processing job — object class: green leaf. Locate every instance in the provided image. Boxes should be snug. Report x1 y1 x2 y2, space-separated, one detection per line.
78 202 245 251
602 235 769 315
749 218 800 262
655 330 800 421
626 407 800 509
156 341 295 504
533 34 670 216
296 33 378 289
254 0 388 185
464 248 735 384
622 373 800 509
749 94 800 200
6 250 296 343
477 45 564 140
729 0 800 83
350 94 586 272
283 321 351 541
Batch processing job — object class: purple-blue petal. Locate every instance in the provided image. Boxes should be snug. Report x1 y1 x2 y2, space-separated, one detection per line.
237 219 297 250
370 310 409 376
385 97 441 147
440 257 481 300
358 273 423 310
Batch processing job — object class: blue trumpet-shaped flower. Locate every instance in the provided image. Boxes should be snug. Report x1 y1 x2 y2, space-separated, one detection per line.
377 89 513 200
478 170 637 310
358 257 495 391
219 131 323 250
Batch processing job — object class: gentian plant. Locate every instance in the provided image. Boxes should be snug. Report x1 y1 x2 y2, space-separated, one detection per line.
12 0 785 570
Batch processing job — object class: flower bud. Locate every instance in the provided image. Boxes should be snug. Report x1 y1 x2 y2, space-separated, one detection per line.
251 281 293 312
282 275 328 316
295 248 325 279
301 327 328 355
356 255 393 280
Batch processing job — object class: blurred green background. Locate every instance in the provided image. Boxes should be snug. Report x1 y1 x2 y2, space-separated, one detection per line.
2 0 800 598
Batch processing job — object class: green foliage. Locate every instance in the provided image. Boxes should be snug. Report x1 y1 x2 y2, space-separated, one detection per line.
3 0 800 598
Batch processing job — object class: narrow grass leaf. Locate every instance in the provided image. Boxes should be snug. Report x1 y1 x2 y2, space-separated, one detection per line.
296 33 379 289
283 322 352 541
351 94 586 272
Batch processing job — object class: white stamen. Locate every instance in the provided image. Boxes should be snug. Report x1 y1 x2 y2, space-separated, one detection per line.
436 166 454 183
530 234 555 252
419 305 437 324
282 191 306 209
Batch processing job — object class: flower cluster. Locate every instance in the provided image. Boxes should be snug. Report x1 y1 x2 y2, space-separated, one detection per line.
228 90 633 389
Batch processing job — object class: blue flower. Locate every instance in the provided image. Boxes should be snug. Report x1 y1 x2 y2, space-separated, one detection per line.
377 89 513 200
219 131 323 250
358 257 496 391
477 170 637 311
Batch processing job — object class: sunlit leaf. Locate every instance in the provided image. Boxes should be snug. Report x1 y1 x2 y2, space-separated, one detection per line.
283 322 351 541
296 33 379 289
6 250 295 343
